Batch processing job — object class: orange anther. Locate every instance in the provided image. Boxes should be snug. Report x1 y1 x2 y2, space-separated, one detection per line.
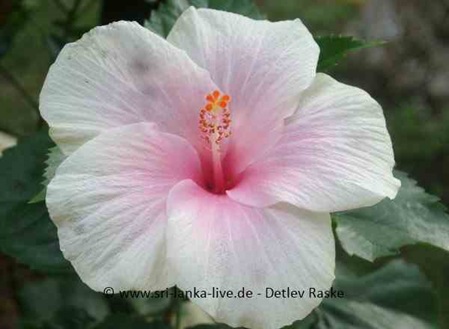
199 90 232 147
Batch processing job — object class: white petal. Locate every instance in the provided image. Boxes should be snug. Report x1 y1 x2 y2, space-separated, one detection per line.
228 74 401 212
47 123 202 291
168 7 319 172
40 21 217 154
167 180 335 329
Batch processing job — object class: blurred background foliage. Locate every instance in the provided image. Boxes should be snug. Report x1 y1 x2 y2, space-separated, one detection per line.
0 0 448 328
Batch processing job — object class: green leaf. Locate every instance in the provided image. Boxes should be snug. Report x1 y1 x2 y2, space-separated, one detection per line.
30 145 66 204
43 146 66 186
334 171 449 261
94 314 170 329
145 0 264 37
293 257 437 329
315 301 433 329
316 35 382 72
0 130 71 272
18 276 110 328
403 245 449 328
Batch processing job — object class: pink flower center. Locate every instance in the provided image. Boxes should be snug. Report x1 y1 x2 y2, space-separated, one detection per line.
199 90 233 194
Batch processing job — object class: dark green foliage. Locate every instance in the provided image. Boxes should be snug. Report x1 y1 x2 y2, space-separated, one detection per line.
292 256 437 329
0 0 29 58
334 171 449 261
0 130 70 272
403 245 449 328
94 315 170 329
316 35 382 71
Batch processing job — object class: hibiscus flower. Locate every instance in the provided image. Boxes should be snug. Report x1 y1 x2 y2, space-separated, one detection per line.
40 7 400 329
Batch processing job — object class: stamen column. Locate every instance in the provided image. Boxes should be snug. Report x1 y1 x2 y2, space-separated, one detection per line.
198 90 232 193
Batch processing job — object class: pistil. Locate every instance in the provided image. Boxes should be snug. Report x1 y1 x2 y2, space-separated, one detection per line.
211 133 225 193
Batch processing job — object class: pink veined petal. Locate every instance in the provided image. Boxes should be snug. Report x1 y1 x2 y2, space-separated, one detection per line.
228 73 401 212
168 7 319 173
46 123 202 291
167 180 335 329
40 21 218 155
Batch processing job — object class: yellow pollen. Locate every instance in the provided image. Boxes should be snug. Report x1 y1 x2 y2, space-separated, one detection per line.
199 90 232 146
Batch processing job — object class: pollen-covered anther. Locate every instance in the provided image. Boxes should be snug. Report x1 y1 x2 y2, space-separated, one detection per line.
199 90 232 147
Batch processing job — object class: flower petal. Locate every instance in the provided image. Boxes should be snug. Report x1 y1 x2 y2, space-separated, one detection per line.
228 74 401 212
167 180 335 329
168 7 319 172
40 21 217 155
46 123 202 291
